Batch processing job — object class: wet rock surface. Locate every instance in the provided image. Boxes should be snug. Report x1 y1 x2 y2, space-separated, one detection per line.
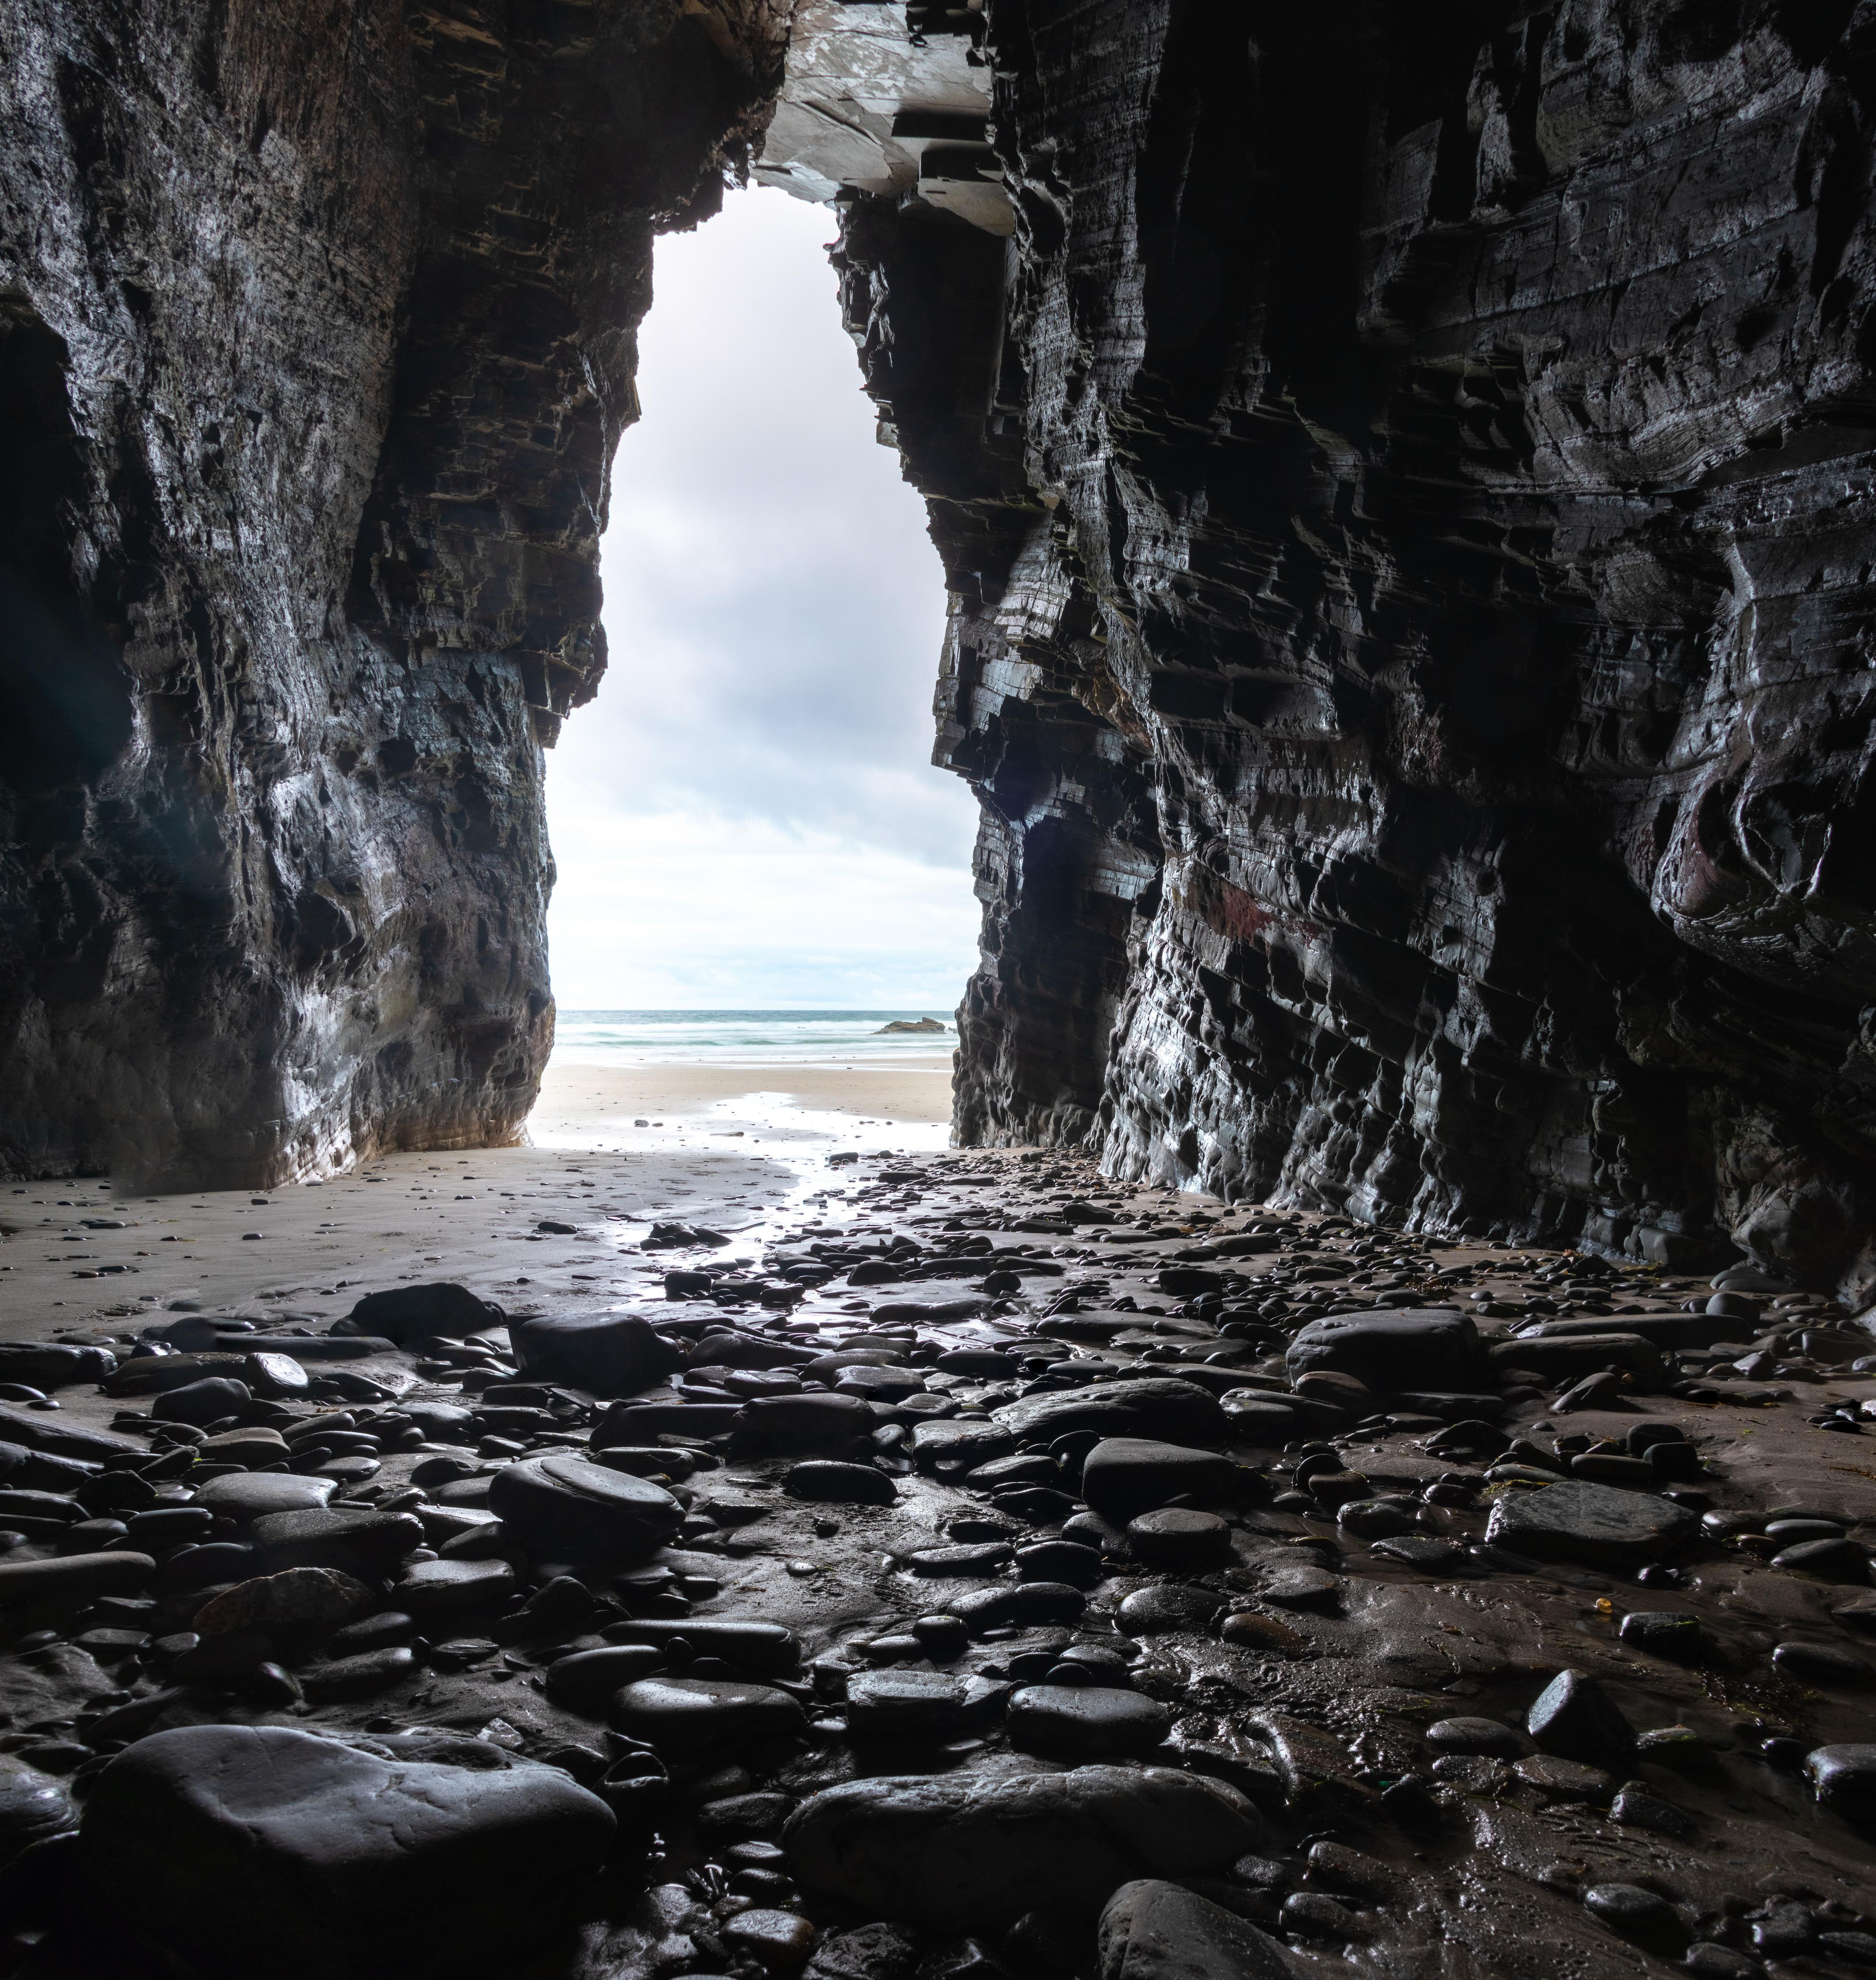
0 1146 1875 1977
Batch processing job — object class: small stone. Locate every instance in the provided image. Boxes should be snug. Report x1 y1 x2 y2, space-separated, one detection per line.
1280 1891 1360 1939
193 1568 371 1640
1014 1539 1106 1587
1125 1508 1230 1566
251 1506 424 1572
1527 1670 1633 1767
1773 1640 1873 1686
195 1473 337 1521
1806 1743 1876 1819
0 1551 156 1605
1117 1585 1226 1636
489 1454 683 1558
1513 1755 1613 1801
904 1542 1013 1577
301 1647 418 1699
395 1557 517 1617
1257 1566 1342 1613
1618 1612 1702 1660
1006 1685 1172 1760
1685 1943 1761 1980
1772 1535 1869 1583
547 1645 665 1710
1485 1480 1696 1569
1582 1884 1679 1939
1370 1535 1470 1573
1218 1611 1309 1657
1335 1498 1415 1539
1079 1440 1242 1521
720 1908 816 1968
1610 1785 1691 1834
611 1676 807 1754
845 1671 1003 1742
1427 1717 1528 1760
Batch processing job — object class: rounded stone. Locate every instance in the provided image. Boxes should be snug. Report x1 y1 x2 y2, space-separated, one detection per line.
489 1454 683 1558
1007 1685 1172 1760
1427 1717 1529 1760
720 1908 816 1969
610 1676 807 1755
1124 1508 1231 1566
783 1462 896 1506
1806 1743 1876 1820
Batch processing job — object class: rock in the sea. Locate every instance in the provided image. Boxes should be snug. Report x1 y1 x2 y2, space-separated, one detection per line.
507 1313 680 1396
1484 1480 1696 1568
783 1765 1264 1931
346 1284 504 1343
1098 1879 1296 1980
488 1454 683 1557
611 1676 807 1755
1080 1439 1242 1521
1286 1310 1481 1394
993 1380 1226 1447
75 1723 611 1980
1007 1686 1172 1760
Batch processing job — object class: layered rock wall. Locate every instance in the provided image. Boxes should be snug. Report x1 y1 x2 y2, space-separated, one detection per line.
0 0 784 1186
833 0 1876 1301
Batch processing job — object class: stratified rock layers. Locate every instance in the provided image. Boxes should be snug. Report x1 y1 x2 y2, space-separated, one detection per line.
838 1 1876 1300
0 0 784 1185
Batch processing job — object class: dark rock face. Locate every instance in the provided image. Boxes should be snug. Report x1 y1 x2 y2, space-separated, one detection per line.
0 0 785 1185
832 3 1876 1300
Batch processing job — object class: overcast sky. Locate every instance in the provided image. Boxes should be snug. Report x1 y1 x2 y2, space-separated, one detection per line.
542 186 983 1011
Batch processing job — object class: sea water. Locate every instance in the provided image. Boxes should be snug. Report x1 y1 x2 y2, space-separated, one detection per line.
550 1009 956 1067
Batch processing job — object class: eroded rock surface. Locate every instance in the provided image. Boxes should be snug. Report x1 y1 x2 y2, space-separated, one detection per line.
810 3 1876 1303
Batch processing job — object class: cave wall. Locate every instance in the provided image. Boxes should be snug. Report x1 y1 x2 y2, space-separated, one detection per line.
0 0 786 1185
831 0 1876 1302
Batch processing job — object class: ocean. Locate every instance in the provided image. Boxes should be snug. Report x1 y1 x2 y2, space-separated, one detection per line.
549 1009 958 1067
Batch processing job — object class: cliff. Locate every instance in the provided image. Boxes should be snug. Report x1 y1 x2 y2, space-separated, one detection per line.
4 0 1874 1303
0 0 785 1185
820 0 1876 1305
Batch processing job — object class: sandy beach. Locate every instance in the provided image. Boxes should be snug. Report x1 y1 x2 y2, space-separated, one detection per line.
528 1057 955 1155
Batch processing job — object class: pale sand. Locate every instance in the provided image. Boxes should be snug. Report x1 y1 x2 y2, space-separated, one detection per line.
0 1056 956 1342
526 1058 956 1152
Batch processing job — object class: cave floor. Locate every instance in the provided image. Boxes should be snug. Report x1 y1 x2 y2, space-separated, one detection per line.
0 1147 1873 1980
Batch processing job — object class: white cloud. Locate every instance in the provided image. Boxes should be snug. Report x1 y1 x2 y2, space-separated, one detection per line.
545 186 984 1008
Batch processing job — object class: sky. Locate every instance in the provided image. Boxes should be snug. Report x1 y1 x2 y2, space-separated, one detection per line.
542 186 984 1011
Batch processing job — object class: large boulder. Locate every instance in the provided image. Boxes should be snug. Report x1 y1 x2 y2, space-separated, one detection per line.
782 1765 1263 1931
507 1313 680 1396
1285 1310 1481 1395
344 1283 504 1344
488 1454 683 1558
992 1381 1226 1449
76 1724 613 1980
1099 1880 1296 1980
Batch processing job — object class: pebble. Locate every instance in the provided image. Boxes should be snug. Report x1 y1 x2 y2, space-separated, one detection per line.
1079 1439 1242 1520
1526 1669 1633 1767
845 1671 1003 1741
1125 1508 1231 1566
1582 1883 1679 1937
395 1556 517 1617
1485 1480 1697 1568
251 1506 425 1572
611 1676 807 1754
1513 1754 1613 1800
1774 1640 1873 1686
1427 1717 1529 1759
1117 1585 1226 1636
488 1454 683 1557
1772 1535 1870 1582
1618 1611 1703 1659
1806 1744 1876 1819
1006 1685 1172 1759
721 1908 816 1968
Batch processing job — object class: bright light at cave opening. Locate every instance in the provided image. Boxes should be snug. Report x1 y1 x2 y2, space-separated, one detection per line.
541 185 983 1011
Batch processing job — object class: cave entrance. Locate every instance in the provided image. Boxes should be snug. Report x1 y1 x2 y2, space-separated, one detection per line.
526 186 980 1153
